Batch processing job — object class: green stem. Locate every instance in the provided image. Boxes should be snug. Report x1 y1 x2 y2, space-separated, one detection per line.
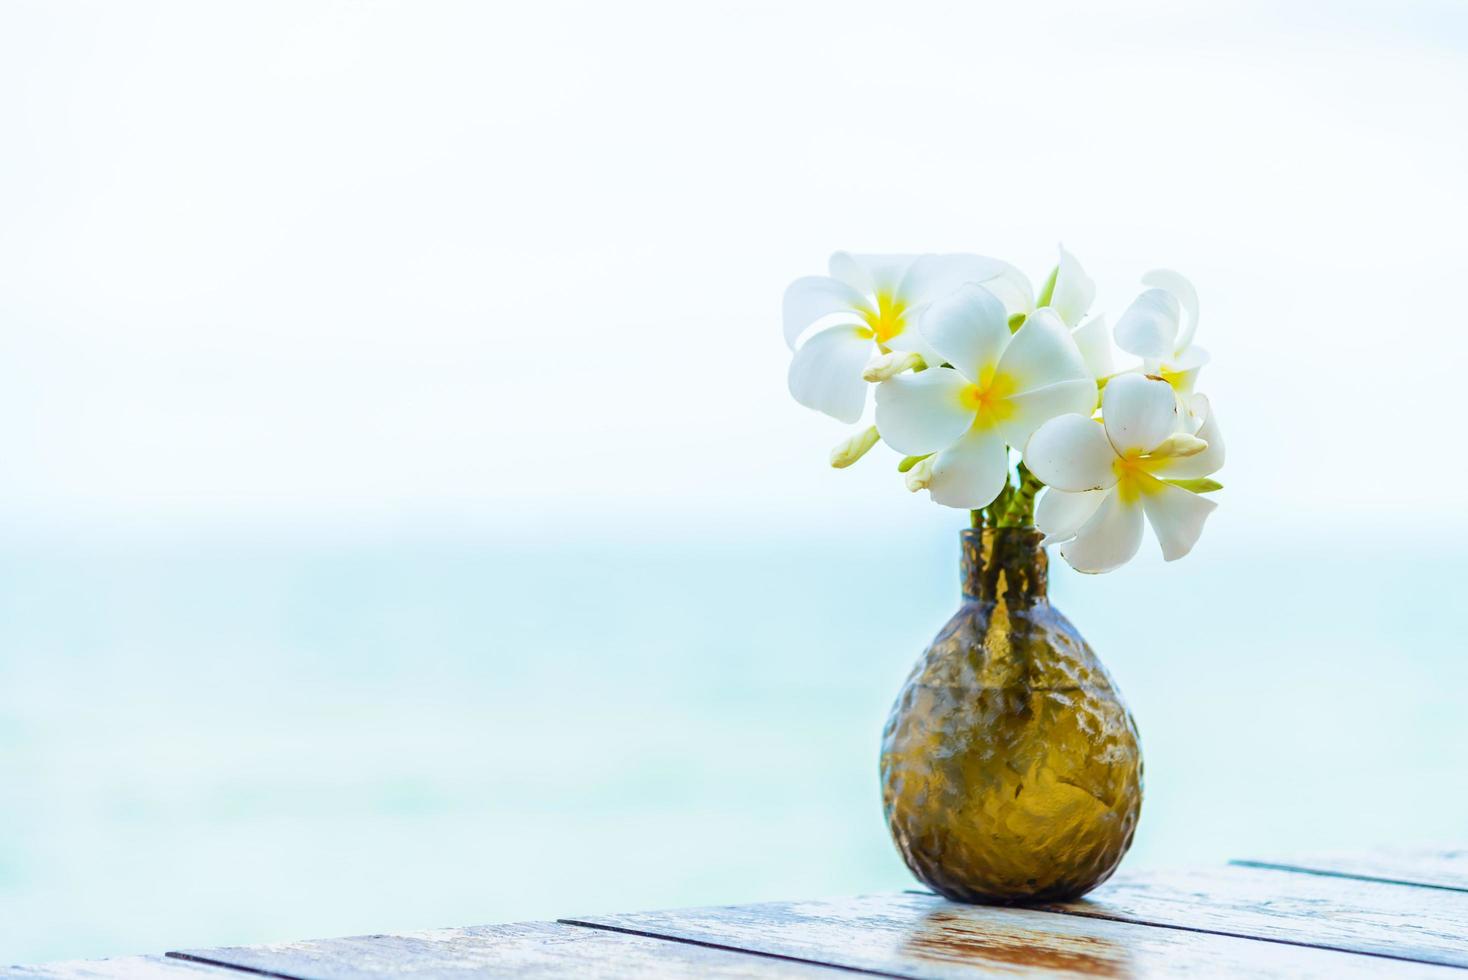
982 468 1016 529
1002 463 1044 528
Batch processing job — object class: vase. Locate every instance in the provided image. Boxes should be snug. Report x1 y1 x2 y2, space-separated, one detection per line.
880 526 1143 904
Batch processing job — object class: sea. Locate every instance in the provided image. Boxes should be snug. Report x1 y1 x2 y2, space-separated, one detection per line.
1 526 1462 963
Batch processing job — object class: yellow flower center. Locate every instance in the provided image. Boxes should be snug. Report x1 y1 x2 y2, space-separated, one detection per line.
1112 452 1167 503
1152 365 1190 392
856 291 907 346
957 367 1017 428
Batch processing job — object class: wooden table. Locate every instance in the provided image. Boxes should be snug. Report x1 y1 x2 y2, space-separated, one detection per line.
9 849 1467 977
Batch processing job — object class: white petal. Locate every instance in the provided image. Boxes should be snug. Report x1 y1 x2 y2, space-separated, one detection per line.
1059 489 1144 574
1113 288 1181 360
917 283 1012 382
978 263 1036 318
872 368 974 456
996 308 1091 393
787 325 873 424
782 275 867 349
1036 487 1107 544
828 252 913 297
927 428 1011 509
1142 269 1200 351
997 379 1099 449
1140 478 1217 561
1102 374 1178 456
1162 344 1210 373
901 254 1033 317
1023 414 1118 492
1176 391 1205 434
1049 246 1095 327
1072 315 1116 380
896 253 1014 307
1153 393 1224 479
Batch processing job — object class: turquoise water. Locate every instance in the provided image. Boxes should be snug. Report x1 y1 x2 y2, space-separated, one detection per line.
1 529 1463 963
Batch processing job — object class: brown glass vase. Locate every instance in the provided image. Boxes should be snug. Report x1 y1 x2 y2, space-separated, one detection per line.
880 527 1143 903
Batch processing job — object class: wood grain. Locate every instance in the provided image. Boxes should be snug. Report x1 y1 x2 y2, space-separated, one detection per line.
569 891 1460 978
171 920 846 979
1045 865 1468 968
3 955 236 978
1235 847 1468 892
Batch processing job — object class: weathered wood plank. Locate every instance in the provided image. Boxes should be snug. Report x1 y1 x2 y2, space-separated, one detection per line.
568 891 1460 978
1044 866 1468 968
2 955 237 979
1235 847 1468 892
172 920 847 979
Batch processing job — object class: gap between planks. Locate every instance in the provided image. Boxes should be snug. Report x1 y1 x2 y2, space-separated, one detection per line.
1230 859 1468 895
164 952 310 980
1034 897 1468 972
555 919 919 979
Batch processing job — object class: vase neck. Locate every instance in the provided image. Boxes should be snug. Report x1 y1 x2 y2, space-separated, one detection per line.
961 527 1048 605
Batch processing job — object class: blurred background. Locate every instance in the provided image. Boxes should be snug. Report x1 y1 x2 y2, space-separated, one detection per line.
2 0 1466 964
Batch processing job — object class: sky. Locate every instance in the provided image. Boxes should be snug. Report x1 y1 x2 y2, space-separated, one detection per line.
2 0 1467 547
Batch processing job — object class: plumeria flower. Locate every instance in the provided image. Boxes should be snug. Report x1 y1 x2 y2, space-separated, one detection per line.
1113 270 1207 421
1024 374 1224 573
783 252 1030 423
874 283 1096 508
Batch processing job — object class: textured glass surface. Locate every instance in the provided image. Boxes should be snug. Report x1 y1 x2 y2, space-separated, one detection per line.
881 528 1143 903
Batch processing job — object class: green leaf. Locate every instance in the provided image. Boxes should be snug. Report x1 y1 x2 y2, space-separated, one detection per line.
897 454 932 473
1007 312 1027 333
1035 265 1059 308
1165 478 1223 493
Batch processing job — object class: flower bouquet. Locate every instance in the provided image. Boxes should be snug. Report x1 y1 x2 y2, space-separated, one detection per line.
784 249 1224 901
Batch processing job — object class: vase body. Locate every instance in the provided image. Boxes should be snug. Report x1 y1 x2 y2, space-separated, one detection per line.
880 527 1143 904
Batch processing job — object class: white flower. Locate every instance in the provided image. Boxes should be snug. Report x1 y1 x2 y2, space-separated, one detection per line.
1025 374 1224 573
1113 269 1207 412
874 283 1097 509
783 252 1030 423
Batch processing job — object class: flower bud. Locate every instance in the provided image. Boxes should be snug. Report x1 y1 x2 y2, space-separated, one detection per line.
904 456 935 492
1150 433 1208 458
829 426 880 469
862 351 925 383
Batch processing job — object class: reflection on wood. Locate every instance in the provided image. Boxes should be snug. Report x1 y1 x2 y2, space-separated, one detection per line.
900 907 1128 978
570 891 1459 978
